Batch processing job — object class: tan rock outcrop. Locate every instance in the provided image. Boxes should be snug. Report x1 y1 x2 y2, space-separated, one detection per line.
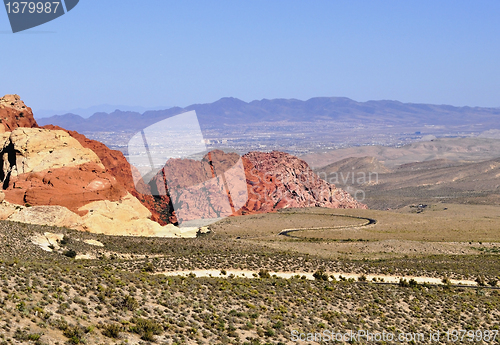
1 127 103 179
8 205 81 228
0 201 17 219
78 193 193 237
42 125 168 224
0 128 127 214
1 195 197 238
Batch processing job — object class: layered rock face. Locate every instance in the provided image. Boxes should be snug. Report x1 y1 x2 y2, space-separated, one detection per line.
42 124 167 223
1 128 126 215
150 150 246 224
148 150 366 225
0 95 191 237
0 95 38 132
240 151 367 213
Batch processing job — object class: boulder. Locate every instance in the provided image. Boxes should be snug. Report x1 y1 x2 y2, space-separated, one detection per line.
0 94 38 131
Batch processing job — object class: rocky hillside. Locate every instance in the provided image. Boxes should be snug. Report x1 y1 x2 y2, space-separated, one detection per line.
147 150 367 225
0 94 367 234
0 95 187 237
241 151 367 213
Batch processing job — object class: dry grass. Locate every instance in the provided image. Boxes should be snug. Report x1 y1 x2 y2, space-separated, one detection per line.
213 204 500 243
0 204 499 344
210 212 366 239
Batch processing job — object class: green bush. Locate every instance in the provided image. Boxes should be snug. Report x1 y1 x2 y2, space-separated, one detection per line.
313 270 329 281
487 279 498 287
258 269 271 278
101 323 123 338
113 295 138 311
130 318 163 339
63 250 77 259
63 325 85 344
143 262 155 272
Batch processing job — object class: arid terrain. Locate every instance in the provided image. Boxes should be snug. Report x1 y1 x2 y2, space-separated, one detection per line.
0 205 499 345
0 95 499 344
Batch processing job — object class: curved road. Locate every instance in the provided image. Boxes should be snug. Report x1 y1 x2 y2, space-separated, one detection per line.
278 214 377 239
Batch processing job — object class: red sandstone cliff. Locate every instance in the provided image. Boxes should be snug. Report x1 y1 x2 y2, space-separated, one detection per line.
149 150 367 225
240 151 367 213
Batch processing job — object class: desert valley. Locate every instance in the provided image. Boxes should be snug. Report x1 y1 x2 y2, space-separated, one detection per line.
0 94 498 344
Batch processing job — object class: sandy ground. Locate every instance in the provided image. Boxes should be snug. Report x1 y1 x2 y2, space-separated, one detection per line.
156 269 479 286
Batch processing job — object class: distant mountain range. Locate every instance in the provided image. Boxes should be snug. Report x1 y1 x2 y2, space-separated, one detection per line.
34 104 171 119
36 97 500 133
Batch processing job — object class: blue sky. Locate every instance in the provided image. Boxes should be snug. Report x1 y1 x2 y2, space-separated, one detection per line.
1 0 499 113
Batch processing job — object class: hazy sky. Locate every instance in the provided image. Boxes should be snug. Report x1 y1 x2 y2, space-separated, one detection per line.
1 0 499 113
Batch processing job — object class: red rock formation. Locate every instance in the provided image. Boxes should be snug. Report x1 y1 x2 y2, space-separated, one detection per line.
0 95 38 132
149 150 242 224
239 151 367 214
3 162 127 215
41 125 171 224
149 150 366 224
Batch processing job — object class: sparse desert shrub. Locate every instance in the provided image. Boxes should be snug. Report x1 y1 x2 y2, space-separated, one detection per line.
143 262 155 273
313 270 329 281
408 279 419 288
129 317 163 339
112 295 138 311
63 325 85 344
63 250 77 259
264 327 275 337
13 329 41 341
258 269 270 279
52 317 68 331
476 276 486 286
60 235 70 246
399 279 409 287
101 323 123 338
487 279 498 287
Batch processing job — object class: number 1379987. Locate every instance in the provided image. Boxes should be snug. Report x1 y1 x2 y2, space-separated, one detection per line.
5 2 61 14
